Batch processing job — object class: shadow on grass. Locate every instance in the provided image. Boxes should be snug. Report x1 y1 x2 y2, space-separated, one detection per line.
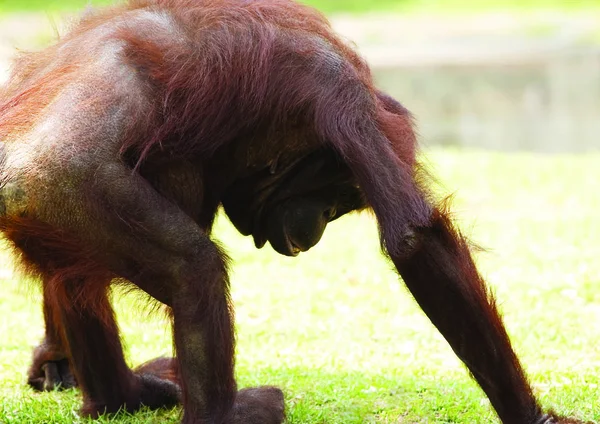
1 367 498 424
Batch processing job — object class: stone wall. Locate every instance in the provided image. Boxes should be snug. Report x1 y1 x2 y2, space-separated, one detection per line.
374 48 600 152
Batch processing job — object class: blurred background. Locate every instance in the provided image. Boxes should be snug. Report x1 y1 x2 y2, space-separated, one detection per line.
1 1 599 423
1 0 600 152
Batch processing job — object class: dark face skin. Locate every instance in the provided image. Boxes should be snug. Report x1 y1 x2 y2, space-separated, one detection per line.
222 149 366 256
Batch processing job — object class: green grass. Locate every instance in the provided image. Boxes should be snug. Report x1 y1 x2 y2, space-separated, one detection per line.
1 148 599 423
0 0 598 14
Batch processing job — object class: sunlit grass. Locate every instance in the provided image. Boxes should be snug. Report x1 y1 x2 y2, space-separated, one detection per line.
0 149 599 423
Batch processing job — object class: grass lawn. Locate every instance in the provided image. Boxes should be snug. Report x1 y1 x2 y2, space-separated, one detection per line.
0 149 599 423
0 0 598 13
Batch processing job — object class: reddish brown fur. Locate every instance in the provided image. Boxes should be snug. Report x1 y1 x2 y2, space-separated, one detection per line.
0 1 585 423
0 217 111 312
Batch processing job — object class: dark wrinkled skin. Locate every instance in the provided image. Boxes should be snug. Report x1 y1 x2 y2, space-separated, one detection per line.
222 149 366 256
